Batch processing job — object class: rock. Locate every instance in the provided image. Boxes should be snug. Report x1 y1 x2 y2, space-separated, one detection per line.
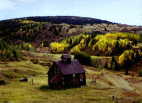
0 80 6 85
19 77 28 82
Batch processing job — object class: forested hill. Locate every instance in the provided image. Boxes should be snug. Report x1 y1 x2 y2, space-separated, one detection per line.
16 16 113 25
0 16 142 46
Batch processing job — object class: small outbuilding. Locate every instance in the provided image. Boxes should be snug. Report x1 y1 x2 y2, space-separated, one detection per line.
48 54 86 89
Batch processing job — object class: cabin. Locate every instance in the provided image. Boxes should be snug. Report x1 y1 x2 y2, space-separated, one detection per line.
48 54 86 89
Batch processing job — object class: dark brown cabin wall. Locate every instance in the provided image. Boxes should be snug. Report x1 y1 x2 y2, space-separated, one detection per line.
48 54 86 89
49 73 63 89
83 73 86 85
62 73 86 88
48 65 63 89
49 73 86 89
63 74 73 88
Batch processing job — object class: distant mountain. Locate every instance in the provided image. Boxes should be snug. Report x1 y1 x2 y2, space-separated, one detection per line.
19 16 113 25
0 16 142 46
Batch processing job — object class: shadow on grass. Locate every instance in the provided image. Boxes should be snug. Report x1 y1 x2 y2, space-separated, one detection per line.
39 85 66 91
39 85 50 91
39 85 86 91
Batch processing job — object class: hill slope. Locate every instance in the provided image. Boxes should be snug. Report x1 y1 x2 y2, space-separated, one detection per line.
17 16 113 25
0 16 142 46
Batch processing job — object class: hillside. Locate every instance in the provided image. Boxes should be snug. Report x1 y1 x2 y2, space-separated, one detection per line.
0 16 142 46
1 16 142 103
17 16 113 25
49 32 142 76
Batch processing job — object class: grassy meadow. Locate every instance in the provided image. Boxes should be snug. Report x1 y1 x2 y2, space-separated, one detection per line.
0 59 115 103
0 54 142 103
0 32 142 103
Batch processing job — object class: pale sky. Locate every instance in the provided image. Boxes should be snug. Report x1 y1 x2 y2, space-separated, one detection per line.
0 0 142 25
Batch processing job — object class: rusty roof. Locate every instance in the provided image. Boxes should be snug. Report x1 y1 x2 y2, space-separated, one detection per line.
55 59 85 75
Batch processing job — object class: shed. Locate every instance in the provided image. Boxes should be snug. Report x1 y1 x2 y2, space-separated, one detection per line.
48 54 86 89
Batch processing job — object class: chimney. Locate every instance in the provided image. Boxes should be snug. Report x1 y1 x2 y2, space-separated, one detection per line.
61 54 71 64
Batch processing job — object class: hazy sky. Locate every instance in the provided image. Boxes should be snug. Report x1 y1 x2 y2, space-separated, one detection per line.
0 0 142 25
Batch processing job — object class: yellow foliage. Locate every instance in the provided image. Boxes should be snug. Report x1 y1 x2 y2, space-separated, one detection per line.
80 39 86 48
118 39 132 48
50 32 141 56
93 38 117 55
105 32 141 41
19 20 37 24
21 43 33 50
95 35 104 41
118 50 135 65
70 45 81 53
50 42 69 53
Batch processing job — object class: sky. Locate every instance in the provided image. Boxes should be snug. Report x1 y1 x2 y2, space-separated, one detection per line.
0 0 142 25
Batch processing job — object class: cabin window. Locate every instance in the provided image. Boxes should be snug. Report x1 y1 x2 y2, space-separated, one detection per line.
61 54 71 64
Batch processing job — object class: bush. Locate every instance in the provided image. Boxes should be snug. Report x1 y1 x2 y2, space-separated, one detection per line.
91 56 115 69
118 50 135 66
118 39 132 48
74 52 91 65
11 47 22 60
118 50 138 75
50 42 69 53
93 33 136 56
105 32 141 42
49 32 141 56
0 40 22 60
139 70 142 77
19 43 35 51
95 35 104 41
70 45 81 53
0 46 22 61
62 34 89 49
0 40 9 50
92 38 117 56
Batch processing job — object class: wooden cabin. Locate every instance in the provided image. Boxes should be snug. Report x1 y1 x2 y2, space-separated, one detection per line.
48 54 86 89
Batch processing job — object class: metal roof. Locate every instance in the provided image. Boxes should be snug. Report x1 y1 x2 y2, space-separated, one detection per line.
55 59 85 75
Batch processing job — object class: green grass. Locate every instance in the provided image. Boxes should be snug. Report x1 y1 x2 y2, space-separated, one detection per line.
0 60 48 74
0 53 142 103
0 81 115 103
0 59 115 103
